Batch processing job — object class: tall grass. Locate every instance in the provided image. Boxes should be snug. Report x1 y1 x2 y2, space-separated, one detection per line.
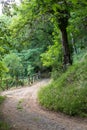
0 96 6 104
0 96 10 130
38 55 87 116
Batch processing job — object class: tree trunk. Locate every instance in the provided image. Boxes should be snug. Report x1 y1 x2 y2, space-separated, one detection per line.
61 28 72 66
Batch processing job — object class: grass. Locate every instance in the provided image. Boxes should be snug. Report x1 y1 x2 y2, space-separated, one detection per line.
17 99 24 111
0 96 10 130
0 121 10 130
0 96 6 104
38 54 87 117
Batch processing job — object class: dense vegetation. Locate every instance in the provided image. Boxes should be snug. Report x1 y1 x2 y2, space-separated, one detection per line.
0 0 87 116
38 54 87 116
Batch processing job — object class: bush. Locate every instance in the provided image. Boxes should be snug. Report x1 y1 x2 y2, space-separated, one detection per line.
38 56 87 116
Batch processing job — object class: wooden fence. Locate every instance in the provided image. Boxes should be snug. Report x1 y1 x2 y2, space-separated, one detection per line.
0 73 41 90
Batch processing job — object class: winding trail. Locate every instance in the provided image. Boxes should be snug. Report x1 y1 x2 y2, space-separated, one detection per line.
0 79 87 130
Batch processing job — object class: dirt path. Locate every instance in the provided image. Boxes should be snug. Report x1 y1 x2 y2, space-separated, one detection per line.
0 79 87 130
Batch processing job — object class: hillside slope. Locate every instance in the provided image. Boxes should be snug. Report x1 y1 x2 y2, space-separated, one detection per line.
38 54 87 116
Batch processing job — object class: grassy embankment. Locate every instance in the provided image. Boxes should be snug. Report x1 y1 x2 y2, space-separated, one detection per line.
38 54 87 117
0 96 10 130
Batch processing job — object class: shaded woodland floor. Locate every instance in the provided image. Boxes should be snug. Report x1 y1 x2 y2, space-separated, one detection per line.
0 79 87 130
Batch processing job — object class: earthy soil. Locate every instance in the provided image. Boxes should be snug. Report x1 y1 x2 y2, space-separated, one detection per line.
0 79 87 130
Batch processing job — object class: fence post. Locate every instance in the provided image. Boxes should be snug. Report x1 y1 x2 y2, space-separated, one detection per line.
28 73 41 86
6 79 9 90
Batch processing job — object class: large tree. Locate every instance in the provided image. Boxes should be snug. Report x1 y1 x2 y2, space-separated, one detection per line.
10 0 87 67
35 0 72 65
10 0 72 66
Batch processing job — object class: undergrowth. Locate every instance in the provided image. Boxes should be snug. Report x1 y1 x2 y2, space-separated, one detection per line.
0 96 10 130
0 121 10 130
0 96 6 104
38 54 87 117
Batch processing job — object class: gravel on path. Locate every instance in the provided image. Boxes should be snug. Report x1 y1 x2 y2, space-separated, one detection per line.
0 79 87 130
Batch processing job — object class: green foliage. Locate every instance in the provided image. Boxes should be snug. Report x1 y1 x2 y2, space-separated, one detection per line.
0 0 87 91
41 41 63 79
0 16 11 56
27 65 34 76
0 61 8 79
0 96 6 104
68 1 87 54
0 96 10 130
0 122 10 130
38 55 87 116
73 49 87 63
8 0 87 78
0 96 9 130
17 99 24 111
3 53 24 78
9 1 54 75
41 42 62 67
